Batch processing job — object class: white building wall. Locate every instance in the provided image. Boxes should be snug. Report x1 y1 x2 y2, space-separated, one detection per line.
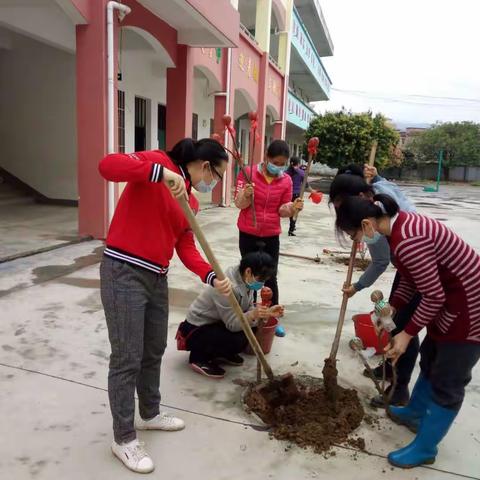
0 29 77 200
193 74 214 140
118 29 167 153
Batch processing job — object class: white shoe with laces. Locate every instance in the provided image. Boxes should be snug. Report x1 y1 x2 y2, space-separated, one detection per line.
136 411 185 431
111 439 154 473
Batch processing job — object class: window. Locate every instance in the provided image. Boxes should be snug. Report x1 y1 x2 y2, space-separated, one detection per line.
158 104 166 150
118 90 125 153
192 113 198 140
135 96 147 151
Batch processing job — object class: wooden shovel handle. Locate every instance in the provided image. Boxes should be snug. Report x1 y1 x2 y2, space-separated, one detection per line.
173 190 275 381
368 140 378 167
329 241 358 360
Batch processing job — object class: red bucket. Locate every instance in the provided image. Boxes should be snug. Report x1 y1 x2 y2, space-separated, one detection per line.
352 312 389 354
245 317 279 355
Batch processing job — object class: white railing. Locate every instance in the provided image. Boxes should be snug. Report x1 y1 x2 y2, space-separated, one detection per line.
240 23 258 45
269 54 282 71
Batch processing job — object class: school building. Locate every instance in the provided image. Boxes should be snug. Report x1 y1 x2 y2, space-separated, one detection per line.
0 0 332 246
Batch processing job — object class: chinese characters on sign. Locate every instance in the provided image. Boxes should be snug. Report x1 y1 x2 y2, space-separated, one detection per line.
287 91 314 130
201 48 222 64
268 76 282 99
238 52 259 83
292 10 330 93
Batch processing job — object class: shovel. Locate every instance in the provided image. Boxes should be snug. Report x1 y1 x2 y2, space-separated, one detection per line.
173 189 299 407
323 240 358 404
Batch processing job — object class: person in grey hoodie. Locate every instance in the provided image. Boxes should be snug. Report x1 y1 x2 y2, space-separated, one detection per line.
329 164 420 408
176 251 284 378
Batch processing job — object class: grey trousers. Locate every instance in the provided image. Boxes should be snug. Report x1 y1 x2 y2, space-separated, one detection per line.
100 256 169 444
420 335 480 411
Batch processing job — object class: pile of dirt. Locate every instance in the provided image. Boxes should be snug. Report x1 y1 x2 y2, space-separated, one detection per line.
334 257 371 271
244 376 364 454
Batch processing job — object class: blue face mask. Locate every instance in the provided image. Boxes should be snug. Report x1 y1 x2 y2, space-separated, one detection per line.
362 231 382 245
266 162 286 176
246 280 264 291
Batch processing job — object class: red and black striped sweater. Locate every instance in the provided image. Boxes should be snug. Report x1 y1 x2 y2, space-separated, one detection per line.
389 211 480 344
99 150 216 286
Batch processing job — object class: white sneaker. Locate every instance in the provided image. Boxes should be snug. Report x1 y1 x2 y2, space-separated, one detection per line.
111 439 154 474
136 411 185 431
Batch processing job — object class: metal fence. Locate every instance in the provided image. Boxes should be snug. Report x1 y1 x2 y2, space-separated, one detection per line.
382 165 480 182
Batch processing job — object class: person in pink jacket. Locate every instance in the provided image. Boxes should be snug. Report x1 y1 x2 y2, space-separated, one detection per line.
235 140 303 310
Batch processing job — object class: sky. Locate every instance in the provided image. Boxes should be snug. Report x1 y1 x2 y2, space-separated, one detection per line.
314 0 480 127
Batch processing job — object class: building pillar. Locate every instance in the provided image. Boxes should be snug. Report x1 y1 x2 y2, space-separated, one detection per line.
76 0 110 239
277 0 293 72
255 0 273 52
212 93 227 205
273 121 283 139
254 53 269 163
166 44 193 149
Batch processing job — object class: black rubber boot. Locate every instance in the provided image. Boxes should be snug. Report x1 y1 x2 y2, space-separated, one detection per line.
370 383 410 409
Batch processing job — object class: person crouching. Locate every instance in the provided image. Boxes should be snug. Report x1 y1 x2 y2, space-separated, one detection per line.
176 251 284 378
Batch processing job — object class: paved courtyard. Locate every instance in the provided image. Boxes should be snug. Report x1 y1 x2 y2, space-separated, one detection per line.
0 183 479 480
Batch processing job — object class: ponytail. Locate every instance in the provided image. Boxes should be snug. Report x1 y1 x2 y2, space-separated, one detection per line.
335 193 399 234
168 138 228 168
329 173 374 205
373 193 399 217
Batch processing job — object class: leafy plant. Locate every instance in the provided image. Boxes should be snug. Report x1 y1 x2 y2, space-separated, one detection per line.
304 110 400 169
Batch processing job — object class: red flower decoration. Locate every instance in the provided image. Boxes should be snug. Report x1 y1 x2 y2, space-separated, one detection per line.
309 191 323 204
307 137 319 155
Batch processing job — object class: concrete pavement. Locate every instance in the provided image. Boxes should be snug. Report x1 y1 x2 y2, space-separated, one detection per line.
1 184 479 480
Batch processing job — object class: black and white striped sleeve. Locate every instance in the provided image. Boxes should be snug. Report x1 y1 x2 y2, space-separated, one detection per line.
205 270 217 287
150 163 164 183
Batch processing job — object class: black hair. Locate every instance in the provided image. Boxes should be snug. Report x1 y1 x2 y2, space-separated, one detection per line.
328 173 374 205
239 250 275 282
336 164 364 177
168 138 228 168
286 156 300 175
267 140 290 159
335 194 399 234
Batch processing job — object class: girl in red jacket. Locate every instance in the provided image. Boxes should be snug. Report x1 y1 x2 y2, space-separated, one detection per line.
336 193 480 469
98 138 230 474
235 140 303 311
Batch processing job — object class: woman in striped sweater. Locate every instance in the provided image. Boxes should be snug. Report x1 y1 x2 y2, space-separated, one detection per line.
329 165 419 408
336 194 480 469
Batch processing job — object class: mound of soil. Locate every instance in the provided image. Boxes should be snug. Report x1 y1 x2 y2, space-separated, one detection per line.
244 376 364 454
334 257 371 271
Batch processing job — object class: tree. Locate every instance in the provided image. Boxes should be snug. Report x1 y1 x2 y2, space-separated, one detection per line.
304 110 400 169
409 121 480 177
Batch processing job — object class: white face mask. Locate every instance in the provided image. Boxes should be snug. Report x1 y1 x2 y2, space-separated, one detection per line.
194 165 218 193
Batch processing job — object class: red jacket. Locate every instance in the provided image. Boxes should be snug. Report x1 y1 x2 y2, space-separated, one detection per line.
235 165 294 237
99 150 216 286
389 211 480 344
